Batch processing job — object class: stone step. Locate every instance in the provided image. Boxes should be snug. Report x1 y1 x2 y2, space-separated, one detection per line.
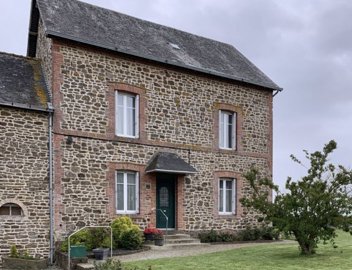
167 242 210 249
76 263 95 270
166 238 200 244
164 234 191 239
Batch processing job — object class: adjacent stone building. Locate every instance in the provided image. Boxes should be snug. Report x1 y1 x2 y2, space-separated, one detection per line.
0 52 51 259
0 0 281 261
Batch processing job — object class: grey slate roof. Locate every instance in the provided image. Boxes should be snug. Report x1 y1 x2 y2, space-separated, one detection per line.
33 0 280 90
0 52 50 112
145 152 197 174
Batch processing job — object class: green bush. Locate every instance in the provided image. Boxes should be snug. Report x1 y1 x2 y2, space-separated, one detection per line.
61 228 111 252
61 229 92 252
198 229 219 243
198 226 280 243
119 227 143 250
111 216 141 249
10 245 19 258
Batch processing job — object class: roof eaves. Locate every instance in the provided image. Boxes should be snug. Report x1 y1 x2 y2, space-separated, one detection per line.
0 101 50 112
46 30 282 91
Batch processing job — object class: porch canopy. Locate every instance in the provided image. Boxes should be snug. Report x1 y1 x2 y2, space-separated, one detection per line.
145 152 197 174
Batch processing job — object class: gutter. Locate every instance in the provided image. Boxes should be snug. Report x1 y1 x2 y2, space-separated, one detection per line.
273 89 282 97
47 102 54 265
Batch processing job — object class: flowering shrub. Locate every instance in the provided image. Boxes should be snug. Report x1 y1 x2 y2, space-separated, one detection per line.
143 228 163 235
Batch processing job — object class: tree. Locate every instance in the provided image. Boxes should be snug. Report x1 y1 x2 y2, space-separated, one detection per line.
241 140 352 255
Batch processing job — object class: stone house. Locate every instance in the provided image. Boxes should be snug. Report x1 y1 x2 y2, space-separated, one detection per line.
0 0 281 262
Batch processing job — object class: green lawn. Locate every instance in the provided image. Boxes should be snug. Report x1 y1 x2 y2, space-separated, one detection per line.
125 231 352 270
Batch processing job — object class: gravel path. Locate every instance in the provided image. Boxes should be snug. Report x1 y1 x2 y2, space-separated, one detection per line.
116 241 292 262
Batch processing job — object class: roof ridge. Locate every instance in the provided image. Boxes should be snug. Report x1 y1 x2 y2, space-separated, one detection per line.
69 0 235 48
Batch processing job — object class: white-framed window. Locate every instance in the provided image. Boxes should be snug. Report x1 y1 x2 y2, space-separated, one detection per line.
115 171 139 214
0 203 23 216
116 91 139 138
218 178 235 215
219 110 236 149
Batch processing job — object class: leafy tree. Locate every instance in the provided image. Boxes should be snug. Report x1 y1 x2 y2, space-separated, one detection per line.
241 140 352 255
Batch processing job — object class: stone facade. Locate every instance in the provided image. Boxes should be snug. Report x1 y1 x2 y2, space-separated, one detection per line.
48 36 273 238
0 107 49 260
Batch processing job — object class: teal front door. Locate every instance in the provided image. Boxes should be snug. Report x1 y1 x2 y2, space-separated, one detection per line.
156 174 176 229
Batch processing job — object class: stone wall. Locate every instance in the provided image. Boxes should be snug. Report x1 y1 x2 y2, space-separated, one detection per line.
50 40 273 237
36 19 52 95
0 107 49 260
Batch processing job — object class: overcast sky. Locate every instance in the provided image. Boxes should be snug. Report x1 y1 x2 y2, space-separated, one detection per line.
1 0 351 191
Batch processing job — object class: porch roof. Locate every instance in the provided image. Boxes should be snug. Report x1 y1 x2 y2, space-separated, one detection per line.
145 152 197 174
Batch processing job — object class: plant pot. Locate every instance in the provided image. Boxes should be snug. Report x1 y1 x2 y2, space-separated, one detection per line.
144 233 154 241
154 238 164 246
92 248 110 260
2 257 48 270
70 245 87 258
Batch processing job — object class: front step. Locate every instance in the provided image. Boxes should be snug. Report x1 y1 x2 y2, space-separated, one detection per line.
163 233 209 249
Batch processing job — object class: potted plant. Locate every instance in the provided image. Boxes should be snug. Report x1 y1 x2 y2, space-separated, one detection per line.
2 245 48 270
92 247 110 260
154 230 164 246
143 227 162 241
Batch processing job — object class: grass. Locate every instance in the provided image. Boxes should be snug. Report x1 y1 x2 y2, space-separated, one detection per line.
125 231 352 270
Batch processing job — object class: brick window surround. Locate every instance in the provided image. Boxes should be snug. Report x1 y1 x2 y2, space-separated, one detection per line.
213 171 243 218
106 163 153 219
107 83 147 142
213 103 243 152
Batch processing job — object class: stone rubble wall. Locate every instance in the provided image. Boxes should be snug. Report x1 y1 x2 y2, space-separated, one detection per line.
52 42 272 237
0 107 50 261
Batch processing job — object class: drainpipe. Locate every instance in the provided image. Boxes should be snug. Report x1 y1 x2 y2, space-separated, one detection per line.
48 103 54 265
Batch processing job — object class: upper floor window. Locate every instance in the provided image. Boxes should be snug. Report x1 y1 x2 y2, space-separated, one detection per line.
0 203 23 216
218 178 236 215
115 171 139 214
219 110 236 149
116 91 139 138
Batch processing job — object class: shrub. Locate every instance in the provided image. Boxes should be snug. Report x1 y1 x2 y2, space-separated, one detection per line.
60 228 111 252
237 227 262 241
119 228 143 250
198 229 219 243
10 245 19 258
111 216 141 249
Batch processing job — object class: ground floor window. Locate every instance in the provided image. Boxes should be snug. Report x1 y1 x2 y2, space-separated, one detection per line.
115 171 139 214
0 203 23 216
218 178 235 214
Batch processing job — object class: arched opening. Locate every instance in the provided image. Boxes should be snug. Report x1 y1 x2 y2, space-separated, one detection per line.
0 203 23 216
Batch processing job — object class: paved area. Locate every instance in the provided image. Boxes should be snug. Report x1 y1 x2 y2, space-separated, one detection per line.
115 241 292 262
2 241 291 269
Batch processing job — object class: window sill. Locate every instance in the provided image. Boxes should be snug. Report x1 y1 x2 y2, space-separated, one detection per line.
114 136 143 144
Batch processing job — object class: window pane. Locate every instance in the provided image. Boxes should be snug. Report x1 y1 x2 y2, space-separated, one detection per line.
226 180 232 190
117 93 124 106
219 112 224 147
116 173 124 184
117 183 124 210
11 207 22 216
226 189 232 212
127 184 136 211
0 206 10 215
219 181 224 212
127 173 136 185
126 107 135 136
126 95 135 109
228 114 233 148
117 105 124 134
